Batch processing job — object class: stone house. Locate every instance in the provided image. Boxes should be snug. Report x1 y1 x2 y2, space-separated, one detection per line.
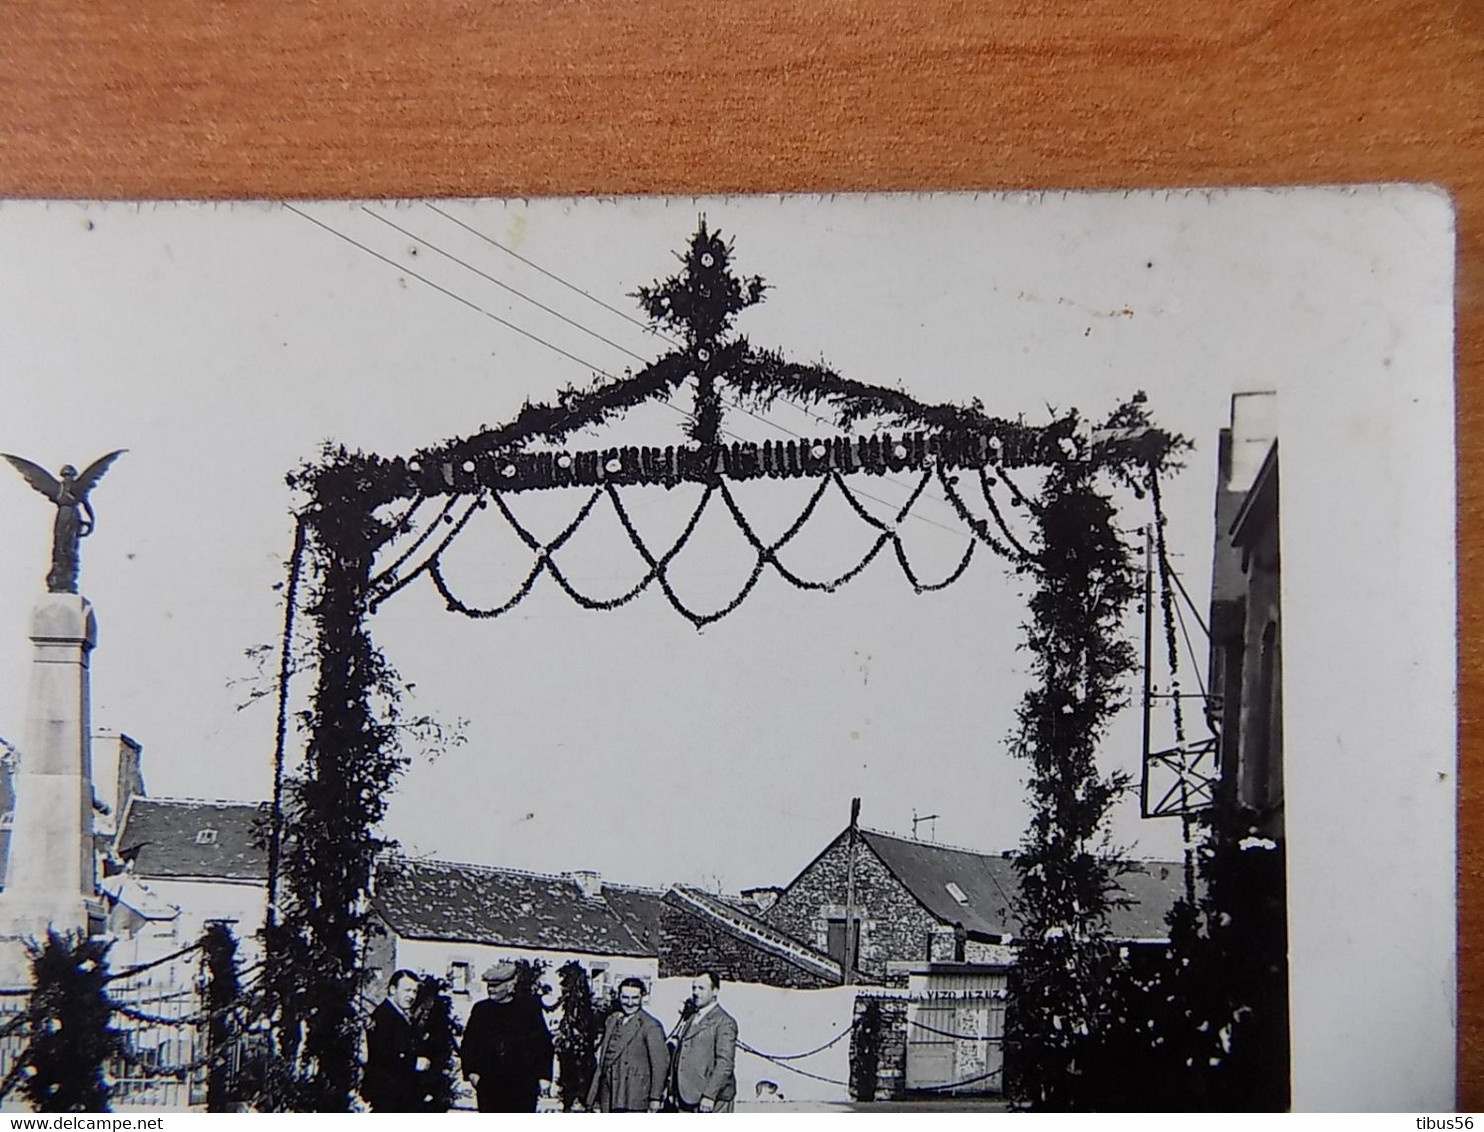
765 824 1185 981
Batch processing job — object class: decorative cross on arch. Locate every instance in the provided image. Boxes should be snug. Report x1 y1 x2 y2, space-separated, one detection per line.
261 220 1191 1112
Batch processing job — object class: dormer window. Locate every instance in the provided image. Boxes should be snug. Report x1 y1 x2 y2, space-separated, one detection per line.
195 828 219 846
944 881 968 904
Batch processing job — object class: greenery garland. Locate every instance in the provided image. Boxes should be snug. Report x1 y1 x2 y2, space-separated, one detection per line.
261 450 410 1111
199 921 241 1112
553 961 603 1111
20 931 124 1113
1004 398 1189 1111
411 976 462 1112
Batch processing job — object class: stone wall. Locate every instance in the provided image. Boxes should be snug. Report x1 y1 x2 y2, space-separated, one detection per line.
657 898 835 989
849 995 908 1101
765 832 939 978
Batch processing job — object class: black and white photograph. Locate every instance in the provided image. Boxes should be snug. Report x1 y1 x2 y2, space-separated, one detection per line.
0 189 1456 1113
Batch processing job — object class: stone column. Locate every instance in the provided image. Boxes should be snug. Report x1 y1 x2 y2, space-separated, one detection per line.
0 593 104 950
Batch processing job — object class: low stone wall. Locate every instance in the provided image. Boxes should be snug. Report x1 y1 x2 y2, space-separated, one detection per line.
849 995 907 1101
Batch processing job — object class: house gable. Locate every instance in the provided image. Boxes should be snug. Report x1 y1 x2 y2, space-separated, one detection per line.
764 829 942 977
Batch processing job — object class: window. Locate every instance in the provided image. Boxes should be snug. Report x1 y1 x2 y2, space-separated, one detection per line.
944 882 968 905
826 918 860 969
194 828 218 845
448 961 472 995
1243 620 1282 812
589 962 610 995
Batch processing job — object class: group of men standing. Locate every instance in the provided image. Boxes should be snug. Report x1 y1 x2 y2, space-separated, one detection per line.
364 964 739 1114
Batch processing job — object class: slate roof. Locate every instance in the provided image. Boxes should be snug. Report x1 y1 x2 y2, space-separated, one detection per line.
601 883 668 955
372 858 653 957
115 798 271 881
858 828 1184 942
666 887 847 983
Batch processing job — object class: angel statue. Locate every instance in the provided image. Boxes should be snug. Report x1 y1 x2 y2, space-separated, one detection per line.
3 451 126 594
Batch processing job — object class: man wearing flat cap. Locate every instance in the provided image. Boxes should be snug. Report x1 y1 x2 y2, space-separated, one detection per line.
459 961 554 1112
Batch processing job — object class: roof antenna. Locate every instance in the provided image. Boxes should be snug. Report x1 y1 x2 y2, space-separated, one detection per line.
911 809 939 841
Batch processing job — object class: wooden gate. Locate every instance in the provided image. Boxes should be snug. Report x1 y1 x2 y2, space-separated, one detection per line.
903 968 1007 1096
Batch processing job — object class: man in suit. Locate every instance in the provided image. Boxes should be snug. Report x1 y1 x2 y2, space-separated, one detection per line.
362 969 430 1111
583 977 668 1112
460 961 554 1112
669 971 738 1113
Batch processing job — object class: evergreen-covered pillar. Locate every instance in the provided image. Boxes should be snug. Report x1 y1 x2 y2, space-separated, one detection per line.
1007 456 1139 1110
266 458 403 1111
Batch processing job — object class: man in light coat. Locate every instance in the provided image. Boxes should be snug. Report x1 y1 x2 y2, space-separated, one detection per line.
668 971 738 1113
584 978 668 1112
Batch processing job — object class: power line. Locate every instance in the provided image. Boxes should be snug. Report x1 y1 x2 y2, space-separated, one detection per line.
293 207 754 443
1162 552 1211 639
425 203 919 444
285 205 618 380
403 209 974 535
363 207 655 368
426 201 669 342
1170 583 1209 702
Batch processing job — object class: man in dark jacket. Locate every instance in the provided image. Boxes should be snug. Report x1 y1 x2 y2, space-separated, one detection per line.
362 970 429 1111
460 961 554 1112
584 977 668 1112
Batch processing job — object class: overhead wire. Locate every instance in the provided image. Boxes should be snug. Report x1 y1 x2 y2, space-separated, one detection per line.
363 208 656 368
1162 551 1211 639
1170 584 1209 702
284 205 617 378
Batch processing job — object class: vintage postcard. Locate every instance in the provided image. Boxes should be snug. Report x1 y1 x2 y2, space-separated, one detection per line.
0 189 1456 1112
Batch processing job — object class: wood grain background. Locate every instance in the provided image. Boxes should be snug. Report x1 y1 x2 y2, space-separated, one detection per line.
1 0 1478 1106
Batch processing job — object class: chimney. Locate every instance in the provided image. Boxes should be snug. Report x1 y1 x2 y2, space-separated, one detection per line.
570 870 602 899
741 887 781 914
1226 391 1278 494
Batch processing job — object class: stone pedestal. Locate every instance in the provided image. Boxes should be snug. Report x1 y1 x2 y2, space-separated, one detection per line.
0 594 105 978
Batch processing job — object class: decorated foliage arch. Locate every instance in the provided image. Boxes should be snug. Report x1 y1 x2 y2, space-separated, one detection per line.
260 221 1188 1111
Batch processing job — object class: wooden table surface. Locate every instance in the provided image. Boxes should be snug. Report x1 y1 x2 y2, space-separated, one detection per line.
1 0 1479 1106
